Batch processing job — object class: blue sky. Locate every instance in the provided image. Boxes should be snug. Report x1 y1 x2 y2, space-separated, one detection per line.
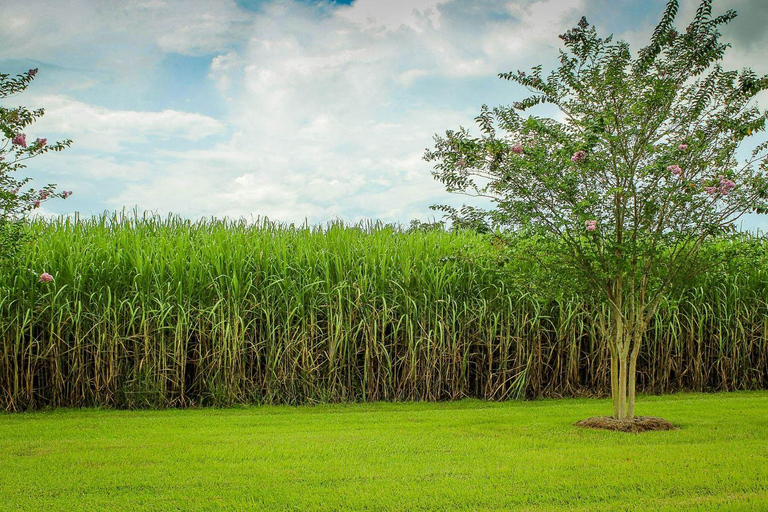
2 0 767 228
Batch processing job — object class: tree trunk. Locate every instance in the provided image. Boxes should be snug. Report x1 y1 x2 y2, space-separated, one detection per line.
627 350 639 419
618 349 628 420
610 348 619 419
612 311 627 420
607 316 645 420
627 323 644 419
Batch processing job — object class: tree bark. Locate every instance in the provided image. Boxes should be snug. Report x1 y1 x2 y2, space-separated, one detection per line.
602 284 650 420
606 312 648 420
610 348 619 419
618 349 628 420
627 317 644 419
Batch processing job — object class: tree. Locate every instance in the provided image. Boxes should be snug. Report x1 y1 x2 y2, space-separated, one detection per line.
1 68 72 264
425 0 768 421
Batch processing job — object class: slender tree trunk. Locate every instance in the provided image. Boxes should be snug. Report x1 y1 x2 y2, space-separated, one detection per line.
607 316 646 420
602 282 651 421
617 348 628 420
612 308 626 420
627 345 640 419
610 348 619 418
627 315 645 419
606 319 647 420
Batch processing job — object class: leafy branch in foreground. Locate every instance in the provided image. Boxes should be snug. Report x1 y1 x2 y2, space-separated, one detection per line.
1 68 72 266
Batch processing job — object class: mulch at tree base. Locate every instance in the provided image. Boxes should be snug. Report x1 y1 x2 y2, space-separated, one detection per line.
574 416 678 433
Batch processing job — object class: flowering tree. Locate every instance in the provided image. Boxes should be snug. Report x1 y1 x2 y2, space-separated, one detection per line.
1 68 72 266
425 0 768 421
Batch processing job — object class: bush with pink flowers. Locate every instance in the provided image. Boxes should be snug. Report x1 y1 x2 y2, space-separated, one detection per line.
426 0 768 422
1 68 72 264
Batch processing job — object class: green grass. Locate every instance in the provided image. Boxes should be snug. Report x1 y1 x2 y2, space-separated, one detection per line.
1 391 766 511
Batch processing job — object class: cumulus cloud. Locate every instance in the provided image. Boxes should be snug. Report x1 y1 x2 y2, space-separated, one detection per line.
337 0 448 33
0 0 252 63
137 0 588 223
29 95 226 152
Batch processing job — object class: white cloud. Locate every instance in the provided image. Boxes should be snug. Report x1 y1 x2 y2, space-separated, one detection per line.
0 0 253 76
119 0 588 223
337 0 448 33
210 52 241 96
28 95 225 152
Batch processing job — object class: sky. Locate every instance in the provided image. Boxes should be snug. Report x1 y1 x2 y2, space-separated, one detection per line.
1 0 767 228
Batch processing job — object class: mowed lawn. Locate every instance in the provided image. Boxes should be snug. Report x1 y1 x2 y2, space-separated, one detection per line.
1 392 766 511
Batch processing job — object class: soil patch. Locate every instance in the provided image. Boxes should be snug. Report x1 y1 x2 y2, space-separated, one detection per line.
574 416 677 433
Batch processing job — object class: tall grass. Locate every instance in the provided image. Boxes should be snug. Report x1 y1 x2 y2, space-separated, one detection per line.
0 212 765 410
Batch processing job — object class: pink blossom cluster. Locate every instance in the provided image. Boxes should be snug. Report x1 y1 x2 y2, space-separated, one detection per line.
585 219 597 231
717 175 736 195
28 68 38 78
571 150 586 163
511 143 524 154
62 190 73 199
705 176 736 196
36 138 47 147
39 190 49 200
667 164 683 176
39 272 53 283
678 144 688 150
12 134 27 147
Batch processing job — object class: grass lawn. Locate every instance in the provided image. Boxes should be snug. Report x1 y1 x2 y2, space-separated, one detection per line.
1 392 766 511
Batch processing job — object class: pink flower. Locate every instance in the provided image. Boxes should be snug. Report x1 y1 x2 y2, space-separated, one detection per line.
63 191 73 199
571 150 586 163
719 177 736 195
707 175 737 196
39 272 53 283
667 164 682 176
39 190 49 200
33 200 41 208
11 188 19 195
27 68 38 78
12 134 27 148
678 144 688 151
511 143 524 154
585 219 597 231
35 138 47 147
